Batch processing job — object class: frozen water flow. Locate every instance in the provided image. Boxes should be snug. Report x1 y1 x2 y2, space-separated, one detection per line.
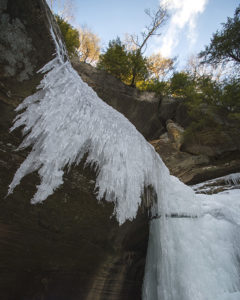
8 27 177 224
8 25 240 299
143 185 240 300
225 173 240 185
193 172 240 194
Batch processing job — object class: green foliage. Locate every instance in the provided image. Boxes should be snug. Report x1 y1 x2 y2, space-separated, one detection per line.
55 15 80 57
97 38 149 85
219 79 240 116
147 53 175 80
169 72 194 97
97 38 130 81
127 50 149 86
199 5 240 66
176 73 240 138
97 4 168 86
136 79 169 96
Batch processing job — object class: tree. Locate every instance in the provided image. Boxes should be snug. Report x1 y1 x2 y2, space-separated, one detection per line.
97 38 149 85
78 26 100 64
55 15 80 57
218 78 240 118
98 5 168 87
185 54 225 81
170 72 194 97
128 5 168 86
47 0 75 21
136 79 169 96
127 50 149 85
199 5 240 66
147 53 175 80
97 38 130 81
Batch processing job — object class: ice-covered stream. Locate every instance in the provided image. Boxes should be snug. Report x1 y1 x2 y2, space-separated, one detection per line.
143 178 240 300
8 27 240 299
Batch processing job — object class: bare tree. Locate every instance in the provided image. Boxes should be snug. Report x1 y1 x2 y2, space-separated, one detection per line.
47 0 75 22
147 52 175 80
185 54 225 82
123 33 138 52
128 4 168 86
133 6 168 53
78 26 100 64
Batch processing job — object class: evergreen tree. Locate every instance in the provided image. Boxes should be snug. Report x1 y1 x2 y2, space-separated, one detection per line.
97 38 130 81
199 5 240 66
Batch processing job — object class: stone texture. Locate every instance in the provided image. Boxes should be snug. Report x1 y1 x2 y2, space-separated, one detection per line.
192 174 240 194
152 136 240 185
0 1 149 299
71 58 164 140
1 1 240 299
0 0 62 107
0 137 149 300
159 96 180 123
182 128 240 157
175 101 192 128
166 119 184 150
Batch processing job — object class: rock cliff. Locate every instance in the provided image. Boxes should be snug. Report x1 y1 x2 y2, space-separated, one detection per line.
71 58 164 140
0 1 148 299
72 62 240 184
1 0 240 299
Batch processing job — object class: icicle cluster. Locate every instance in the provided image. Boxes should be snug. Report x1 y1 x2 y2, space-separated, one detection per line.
8 28 175 224
143 178 240 300
9 23 240 300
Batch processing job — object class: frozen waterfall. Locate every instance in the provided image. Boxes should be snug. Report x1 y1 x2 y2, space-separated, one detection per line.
8 26 240 299
8 27 170 224
143 180 240 300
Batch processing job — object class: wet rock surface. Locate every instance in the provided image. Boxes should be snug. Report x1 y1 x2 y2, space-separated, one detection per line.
192 173 240 194
0 137 148 300
181 127 240 157
71 58 164 140
0 0 60 107
1 1 240 299
0 1 149 299
152 122 240 185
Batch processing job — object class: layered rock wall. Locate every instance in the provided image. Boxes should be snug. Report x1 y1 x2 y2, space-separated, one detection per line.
0 1 149 299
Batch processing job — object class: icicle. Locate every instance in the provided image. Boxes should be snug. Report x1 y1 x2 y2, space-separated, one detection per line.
8 25 173 224
8 20 240 300
143 178 240 300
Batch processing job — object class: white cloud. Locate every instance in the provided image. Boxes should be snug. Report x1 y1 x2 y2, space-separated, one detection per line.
157 0 208 57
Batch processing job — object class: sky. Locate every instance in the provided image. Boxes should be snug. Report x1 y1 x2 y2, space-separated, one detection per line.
52 0 239 69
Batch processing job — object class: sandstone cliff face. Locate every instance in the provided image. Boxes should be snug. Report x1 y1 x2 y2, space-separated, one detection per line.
71 58 164 140
1 1 240 299
0 1 148 299
150 117 240 184
0 0 60 107
71 62 240 184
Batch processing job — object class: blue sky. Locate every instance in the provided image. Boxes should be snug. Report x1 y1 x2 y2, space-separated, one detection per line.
52 0 239 68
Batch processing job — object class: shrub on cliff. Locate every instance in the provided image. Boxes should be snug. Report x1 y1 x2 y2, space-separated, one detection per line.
55 15 79 57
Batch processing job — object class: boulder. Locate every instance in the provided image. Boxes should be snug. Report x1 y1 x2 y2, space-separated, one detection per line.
152 135 240 185
182 128 240 157
166 119 184 150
